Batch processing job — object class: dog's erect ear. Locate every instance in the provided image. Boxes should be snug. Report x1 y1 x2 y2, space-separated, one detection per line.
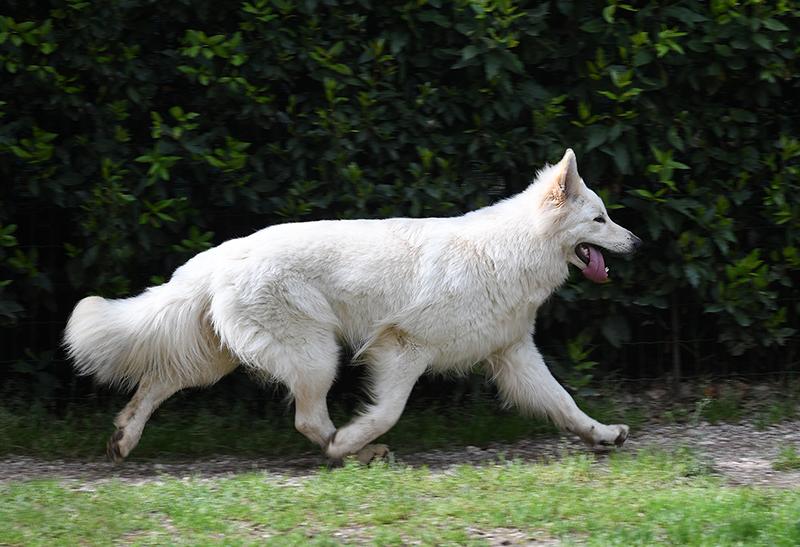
546 149 582 206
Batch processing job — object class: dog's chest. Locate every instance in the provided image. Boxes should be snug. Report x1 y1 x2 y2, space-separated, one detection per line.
420 292 539 369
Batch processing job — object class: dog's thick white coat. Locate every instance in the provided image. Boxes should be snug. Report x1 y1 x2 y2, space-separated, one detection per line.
65 149 641 461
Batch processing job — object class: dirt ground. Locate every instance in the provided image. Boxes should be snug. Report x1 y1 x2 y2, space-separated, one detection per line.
2 420 798 487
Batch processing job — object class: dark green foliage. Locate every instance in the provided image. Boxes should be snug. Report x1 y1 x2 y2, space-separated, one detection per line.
1 0 799 396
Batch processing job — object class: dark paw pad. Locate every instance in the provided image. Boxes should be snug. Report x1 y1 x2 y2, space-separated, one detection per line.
106 429 125 463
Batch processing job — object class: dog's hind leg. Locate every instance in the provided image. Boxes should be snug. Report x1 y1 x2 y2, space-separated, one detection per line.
282 332 338 449
108 356 238 462
212 283 341 452
108 377 182 462
491 337 628 448
326 331 430 462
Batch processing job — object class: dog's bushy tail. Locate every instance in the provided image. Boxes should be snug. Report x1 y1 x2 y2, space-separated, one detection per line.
64 283 219 391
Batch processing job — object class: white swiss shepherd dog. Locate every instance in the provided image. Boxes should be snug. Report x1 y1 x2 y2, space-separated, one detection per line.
65 149 642 463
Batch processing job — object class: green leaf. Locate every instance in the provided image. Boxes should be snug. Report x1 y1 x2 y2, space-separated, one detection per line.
585 126 608 152
580 19 604 33
752 34 772 50
684 263 702 288
460 45 480 62
330 63 352 76
611 142 631 174
485 52 502 80
328 41 344 57
763 18 788 32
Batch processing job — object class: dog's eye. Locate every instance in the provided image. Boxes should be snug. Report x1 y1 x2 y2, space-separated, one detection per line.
593 216 606 223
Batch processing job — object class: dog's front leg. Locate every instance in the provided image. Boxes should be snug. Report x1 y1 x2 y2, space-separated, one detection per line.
491 337 628 448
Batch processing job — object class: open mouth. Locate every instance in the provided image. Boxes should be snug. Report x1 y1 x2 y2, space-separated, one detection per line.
575 243 610 283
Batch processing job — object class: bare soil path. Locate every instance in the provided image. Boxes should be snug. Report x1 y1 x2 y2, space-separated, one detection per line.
1 420 798 487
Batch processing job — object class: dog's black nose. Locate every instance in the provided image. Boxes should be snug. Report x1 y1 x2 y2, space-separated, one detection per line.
631 235 643 251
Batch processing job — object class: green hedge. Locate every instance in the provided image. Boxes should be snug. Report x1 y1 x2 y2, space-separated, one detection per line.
2 0 799 395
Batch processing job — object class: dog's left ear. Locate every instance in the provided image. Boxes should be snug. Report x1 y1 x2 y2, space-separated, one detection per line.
551 149 581 204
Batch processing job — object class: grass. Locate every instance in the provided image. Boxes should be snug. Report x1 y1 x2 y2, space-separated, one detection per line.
2 383 799 544
2 449 799 546
756 398 799 430
658 381 800 428
697 394 744 424
0 396 561 460
773 445 800 471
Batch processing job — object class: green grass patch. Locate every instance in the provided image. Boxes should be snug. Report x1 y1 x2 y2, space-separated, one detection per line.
657 381 800 428
2 450 799 546
773 445 800 471
0 396 563 460
699 394 744 424
755 399 799 430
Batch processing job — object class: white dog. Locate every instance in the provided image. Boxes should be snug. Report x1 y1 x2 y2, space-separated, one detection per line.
65 149 641 463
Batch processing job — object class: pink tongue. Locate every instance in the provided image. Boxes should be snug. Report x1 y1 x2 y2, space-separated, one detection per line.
582 245 608 283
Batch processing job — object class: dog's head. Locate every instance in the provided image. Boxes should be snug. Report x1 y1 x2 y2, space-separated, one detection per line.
540 149 641 283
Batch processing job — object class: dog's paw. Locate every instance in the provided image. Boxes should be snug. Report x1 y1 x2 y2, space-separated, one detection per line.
612 424 629 447
356 444 392 465
608 424 630 446
580 423 629 450
106 428 127 463
594 424 629 449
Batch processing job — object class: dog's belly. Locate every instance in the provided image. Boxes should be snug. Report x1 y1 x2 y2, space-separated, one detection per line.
426 304 537 370
332 290 537 370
